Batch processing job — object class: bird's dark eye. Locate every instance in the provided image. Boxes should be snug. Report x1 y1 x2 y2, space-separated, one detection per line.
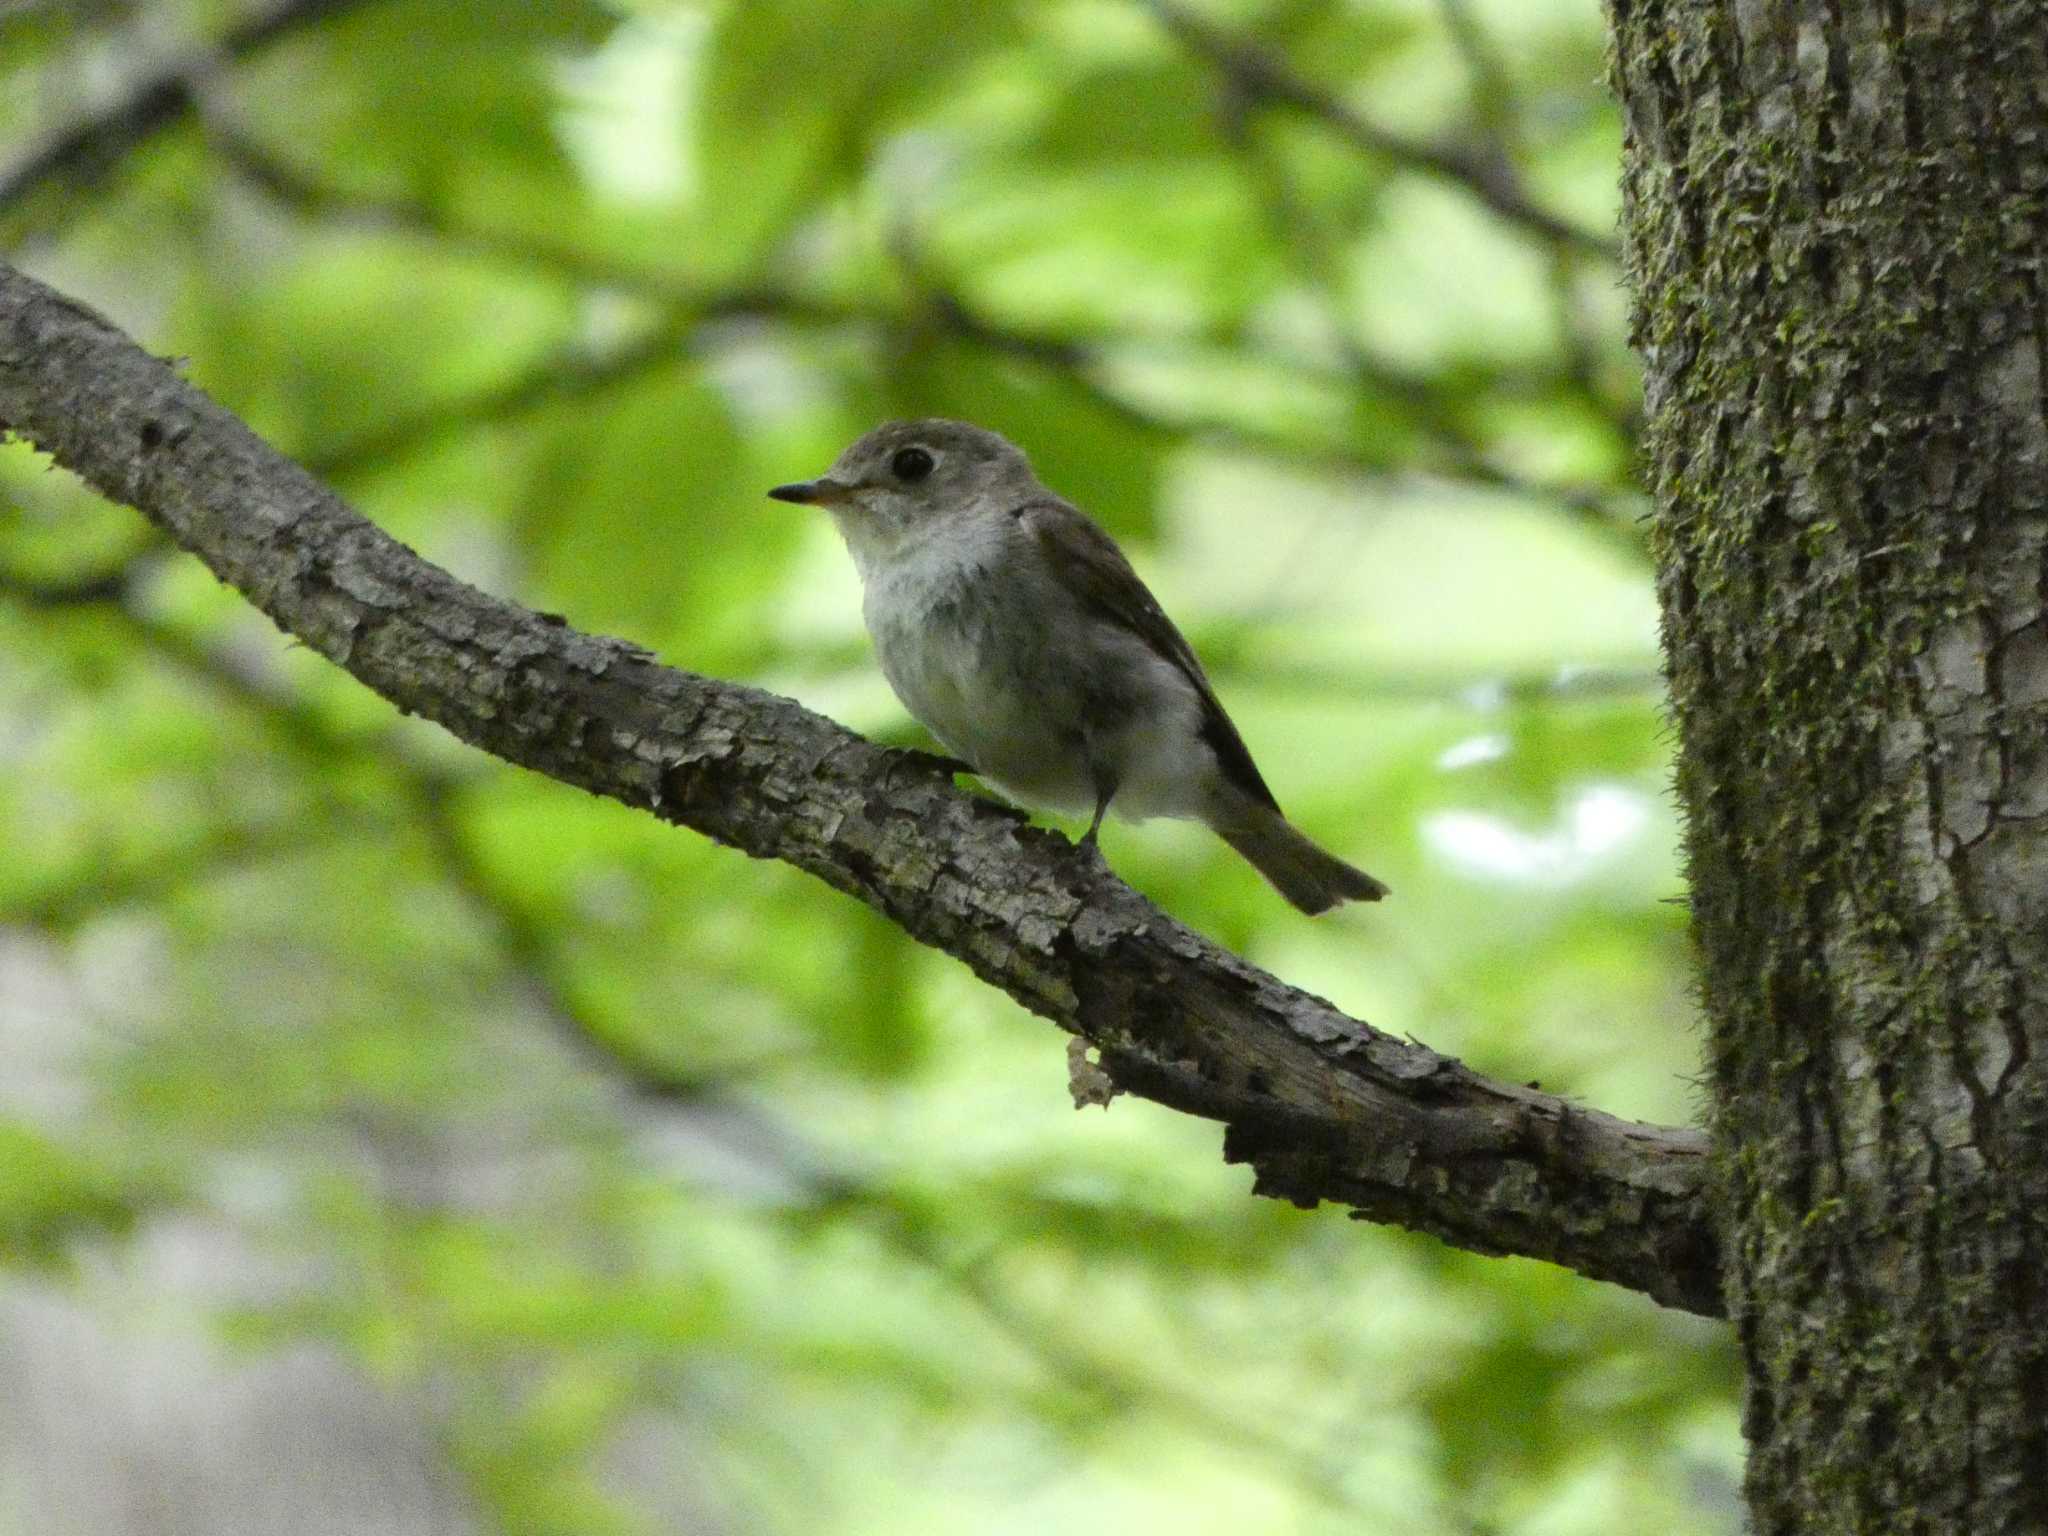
890 446 935 482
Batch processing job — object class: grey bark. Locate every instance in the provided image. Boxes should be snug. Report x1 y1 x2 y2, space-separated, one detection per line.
1610 1 2048 1530
0 258 1719 1315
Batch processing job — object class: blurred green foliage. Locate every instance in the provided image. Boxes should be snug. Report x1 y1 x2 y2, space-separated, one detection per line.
0 0 1736 1531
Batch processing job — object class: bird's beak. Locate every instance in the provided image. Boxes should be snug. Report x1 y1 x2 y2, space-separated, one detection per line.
766 477 854 506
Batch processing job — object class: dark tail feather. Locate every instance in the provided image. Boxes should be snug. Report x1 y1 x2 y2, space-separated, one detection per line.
1215 804 1389 915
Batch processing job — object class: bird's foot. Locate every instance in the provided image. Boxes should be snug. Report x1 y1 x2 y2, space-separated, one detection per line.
897 747 975 778
1072 821 1112 866
876 746 975 798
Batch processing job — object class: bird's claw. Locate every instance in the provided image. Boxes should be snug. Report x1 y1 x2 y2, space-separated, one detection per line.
897 747 974 778
878 747 975 797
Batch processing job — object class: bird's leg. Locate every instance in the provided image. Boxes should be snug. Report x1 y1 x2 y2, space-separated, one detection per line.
906 748 976 778
880 746 975 797
1081 764 1119 849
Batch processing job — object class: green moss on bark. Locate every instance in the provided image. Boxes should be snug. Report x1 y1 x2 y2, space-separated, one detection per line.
1611 0 2048 1531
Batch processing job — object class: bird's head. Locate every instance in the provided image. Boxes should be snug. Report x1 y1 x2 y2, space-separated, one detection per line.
768 418 1037 565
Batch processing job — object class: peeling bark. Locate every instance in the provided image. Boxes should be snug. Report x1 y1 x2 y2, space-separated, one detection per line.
0 259 1719 1315
1611 0 2048 1528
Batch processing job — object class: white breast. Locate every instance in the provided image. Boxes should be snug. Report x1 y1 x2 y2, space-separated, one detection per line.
848 512 1222 823
861 521 1005 747
856 519 1093 810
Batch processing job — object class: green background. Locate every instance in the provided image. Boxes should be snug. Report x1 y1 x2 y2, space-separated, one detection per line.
0 0 1736 1531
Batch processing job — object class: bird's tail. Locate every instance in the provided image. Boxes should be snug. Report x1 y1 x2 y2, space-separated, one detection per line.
1214 802 1389 915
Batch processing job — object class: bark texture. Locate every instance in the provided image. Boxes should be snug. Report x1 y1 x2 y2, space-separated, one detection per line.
1611 2 2048 1530
0 260 1720 1315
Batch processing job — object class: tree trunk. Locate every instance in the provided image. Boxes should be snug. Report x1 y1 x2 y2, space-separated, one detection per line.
1610 3 2048 1531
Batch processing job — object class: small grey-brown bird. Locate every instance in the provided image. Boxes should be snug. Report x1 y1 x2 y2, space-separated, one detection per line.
769 419 1387 913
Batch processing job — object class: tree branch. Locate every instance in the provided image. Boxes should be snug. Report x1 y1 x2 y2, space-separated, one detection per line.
0 258 1720 1317
0 566 1479 1510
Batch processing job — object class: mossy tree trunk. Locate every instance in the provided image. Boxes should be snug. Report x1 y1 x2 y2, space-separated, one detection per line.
1610 2 2048 1530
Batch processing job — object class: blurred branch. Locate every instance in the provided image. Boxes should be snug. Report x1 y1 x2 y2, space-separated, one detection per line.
0 258 1722 1317
420 791 1384 1510
1 553 855 1212
304 314 707 482
1213 85 1414 395
943 1248 1367 1511
0 0 389 237
1240 657 1663 708
215 128 774 313
745 630 1665 710
219 135 1646 547
0 559 135 607
1435 0 1521 150
0 544 856 1167
7 556 1382 1495
1429 0 1642 442
11 556 745 1107
0 805 370 928
413 781 798 1117
416 763 1384 1505
924 278 1649 559
1429 28 1639 457
1202 88 1645 561
3 578 1370 1506
1144 0 1619 262
0 552 449 923
891 221 1643 548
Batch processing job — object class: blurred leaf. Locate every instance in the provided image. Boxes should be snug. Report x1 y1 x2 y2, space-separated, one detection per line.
277 0 618 214
0 1122 154 1268
1023 57 1220 167
173 234 575 460
514 358 803 654
692 0 1025 280
929 157 1277 335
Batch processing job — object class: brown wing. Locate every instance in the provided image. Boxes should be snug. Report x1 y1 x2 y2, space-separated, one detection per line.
1014 498 1281 813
